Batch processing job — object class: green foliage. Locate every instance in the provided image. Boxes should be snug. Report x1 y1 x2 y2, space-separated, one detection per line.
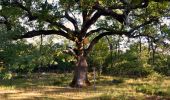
0 26 75 74
105 44 153 77
2 72 13 80
0 33 56 73
88 38 109 72
0 70 12 80
2 42 38 73
162 25 170 37
53 54 74 72
153 54 170 76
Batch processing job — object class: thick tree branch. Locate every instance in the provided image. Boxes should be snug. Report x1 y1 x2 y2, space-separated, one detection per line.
85 17 159 55
2 1 76 40
63 47 77 57
2 0 38 21
85 31 125 55
46 19 73 33
65 11 79 31
93 4 125 23
86 27 111 37
81 11 101 35
2 1 75 35
14 30 73 41
11 1 37 21
82 9 88 25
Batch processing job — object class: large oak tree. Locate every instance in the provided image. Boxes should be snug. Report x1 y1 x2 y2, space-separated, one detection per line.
0 0 170 87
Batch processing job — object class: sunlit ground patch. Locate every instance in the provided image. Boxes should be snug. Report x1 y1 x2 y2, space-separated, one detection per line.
0 73 169 100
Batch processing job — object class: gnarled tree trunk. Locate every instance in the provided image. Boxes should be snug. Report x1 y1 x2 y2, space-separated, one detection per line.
70 55 91 87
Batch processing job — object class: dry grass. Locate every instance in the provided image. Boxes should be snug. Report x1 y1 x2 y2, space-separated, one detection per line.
0 73 169 100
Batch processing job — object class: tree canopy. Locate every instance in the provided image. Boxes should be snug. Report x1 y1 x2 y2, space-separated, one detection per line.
1 0 169 52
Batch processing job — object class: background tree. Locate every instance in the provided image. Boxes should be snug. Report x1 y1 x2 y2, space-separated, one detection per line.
88 37 109 75
1 0 170 87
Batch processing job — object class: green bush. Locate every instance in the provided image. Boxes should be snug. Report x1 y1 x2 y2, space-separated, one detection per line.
105 59 152 77
0 72 13 80
153 55 170 76
104 44 153 77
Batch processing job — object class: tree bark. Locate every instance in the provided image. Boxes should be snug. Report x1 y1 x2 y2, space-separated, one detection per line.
70 55 91 88
139 36 142 53
151 41 156 65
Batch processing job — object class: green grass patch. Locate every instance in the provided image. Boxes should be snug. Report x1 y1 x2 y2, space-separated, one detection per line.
136 84 166 96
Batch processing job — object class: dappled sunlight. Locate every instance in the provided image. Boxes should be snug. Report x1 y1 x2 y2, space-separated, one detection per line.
0 73 170 99
7 92 42 100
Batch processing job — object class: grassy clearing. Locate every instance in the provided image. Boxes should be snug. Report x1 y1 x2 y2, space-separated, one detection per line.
0 73 169 100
